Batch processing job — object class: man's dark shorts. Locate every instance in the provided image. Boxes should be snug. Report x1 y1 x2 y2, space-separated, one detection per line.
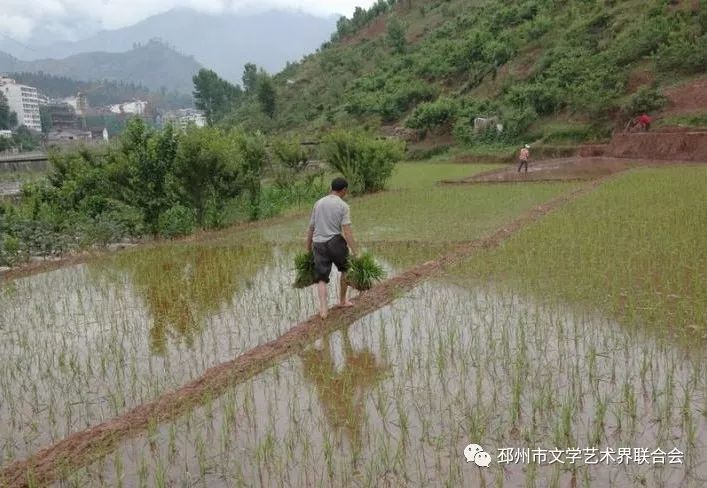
313 235 349 283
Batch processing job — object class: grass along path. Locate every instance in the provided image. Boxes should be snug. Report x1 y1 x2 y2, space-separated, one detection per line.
0 175 601 488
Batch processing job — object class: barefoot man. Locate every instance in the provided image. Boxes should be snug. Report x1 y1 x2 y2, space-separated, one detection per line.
306 177 359 319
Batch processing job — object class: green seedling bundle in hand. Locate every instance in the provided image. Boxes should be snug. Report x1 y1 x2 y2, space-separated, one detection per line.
346 252 386 291
293 251 316 289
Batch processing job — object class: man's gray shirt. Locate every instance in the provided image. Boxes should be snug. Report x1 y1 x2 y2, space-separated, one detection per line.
310 194 351 243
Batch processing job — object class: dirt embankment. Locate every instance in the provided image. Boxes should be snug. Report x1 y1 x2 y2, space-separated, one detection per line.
0 181 605 488
608 132 707 162
663 75 707 115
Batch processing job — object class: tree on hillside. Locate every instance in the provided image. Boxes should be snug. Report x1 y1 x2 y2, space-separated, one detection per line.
192 69 243 125
257 75 277 118
0 92 18 130
242 63 259 93
387 17 407 54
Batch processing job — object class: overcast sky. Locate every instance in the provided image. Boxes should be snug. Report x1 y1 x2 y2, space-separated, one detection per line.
0 0 377 42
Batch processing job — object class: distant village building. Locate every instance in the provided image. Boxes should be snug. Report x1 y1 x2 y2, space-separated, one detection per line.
47 129 92 143
110 100 148 115
46 102 79 130
0 77 42 132
62 93 88 115
0 130 12 138
162 109 207 130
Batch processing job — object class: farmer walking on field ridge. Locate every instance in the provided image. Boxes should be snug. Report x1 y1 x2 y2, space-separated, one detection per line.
518 144 531 173
306 177 359 319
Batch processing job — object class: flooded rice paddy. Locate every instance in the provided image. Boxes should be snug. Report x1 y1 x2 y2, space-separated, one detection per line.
63 277 707 487
1 169 705 486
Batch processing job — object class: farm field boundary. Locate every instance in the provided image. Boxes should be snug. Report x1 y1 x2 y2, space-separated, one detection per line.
0 178 606 488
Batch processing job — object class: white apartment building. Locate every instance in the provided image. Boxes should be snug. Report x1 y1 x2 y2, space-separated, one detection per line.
0 77 42 132
110 100 148 115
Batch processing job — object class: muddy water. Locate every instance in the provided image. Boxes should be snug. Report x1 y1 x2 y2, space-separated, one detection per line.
0 240 437 465
71 279 707 487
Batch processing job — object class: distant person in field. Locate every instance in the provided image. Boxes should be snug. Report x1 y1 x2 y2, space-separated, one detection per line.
518 144 530 173
638 113 652 131
306 177 359 319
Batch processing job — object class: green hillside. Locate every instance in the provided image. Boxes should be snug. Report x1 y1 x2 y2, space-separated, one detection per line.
0 40 202 93
223 0 707 144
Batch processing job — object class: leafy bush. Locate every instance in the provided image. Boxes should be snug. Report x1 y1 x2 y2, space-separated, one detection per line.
0 234 21 266
173 126 242 225
655 33 707 74
235 132 267 221
406 98 458 132
322 130 405 194
158 205 197 239
623 86 666 115
272 136 311 173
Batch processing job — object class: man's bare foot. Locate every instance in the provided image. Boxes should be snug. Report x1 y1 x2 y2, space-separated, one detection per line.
319 309 329 319
338 301 354 308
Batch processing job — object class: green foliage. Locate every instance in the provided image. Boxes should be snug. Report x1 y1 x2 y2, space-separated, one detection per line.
235 132 268 221
192 69 243 125
655 33 707 74
158 205 197 238
272 136 311 187
0 92 17 130
331 0 398 41
346 252 386 290
173 126 242 225
659 112 707 128
231 0 707 142
11 126 41 151
118 119 179 233
272 137 310 173
242 63 259 93
623 86 666 115
406 98 457 131
322 130 404 194
387 17 407 54
293 251 316 288
346 75 436 122
256 75 277 118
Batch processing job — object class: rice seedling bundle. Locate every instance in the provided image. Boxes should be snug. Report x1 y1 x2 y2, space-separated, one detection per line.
293 251 316 288
346 252 386 291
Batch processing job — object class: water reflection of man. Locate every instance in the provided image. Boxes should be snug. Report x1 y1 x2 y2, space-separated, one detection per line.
299 330 388 452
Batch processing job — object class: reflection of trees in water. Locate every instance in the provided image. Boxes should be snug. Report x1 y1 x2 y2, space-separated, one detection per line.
299 330 389 452
109 243 271 355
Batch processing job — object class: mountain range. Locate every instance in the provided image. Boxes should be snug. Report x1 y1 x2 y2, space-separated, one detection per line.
0 9 338 90
0 40 201 93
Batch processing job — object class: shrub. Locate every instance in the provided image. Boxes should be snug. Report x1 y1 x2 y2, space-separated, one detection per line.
272 136 311 173
158 205 197 239
0 234 21 266
406 98 458 132
655 33 707 74
173 126 243 225
322 130 405 194
623 86 666 115
235 132 268 221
